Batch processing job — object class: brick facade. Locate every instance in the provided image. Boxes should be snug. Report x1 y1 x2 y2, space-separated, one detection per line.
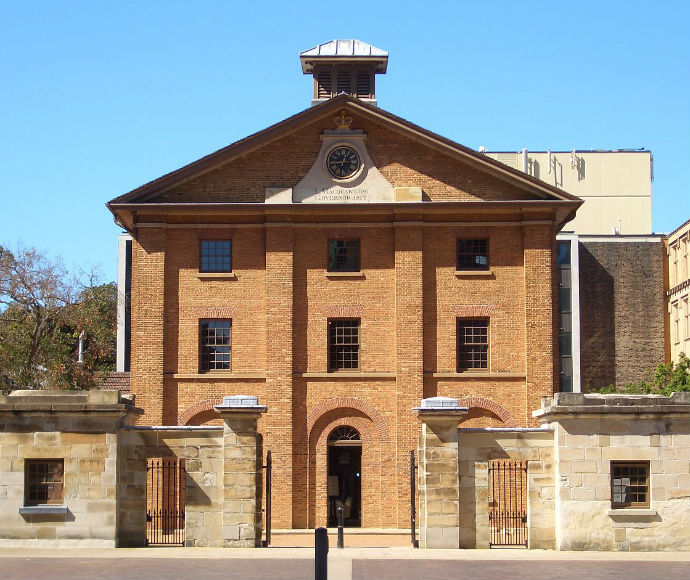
109 96 579 529
579 240 665 389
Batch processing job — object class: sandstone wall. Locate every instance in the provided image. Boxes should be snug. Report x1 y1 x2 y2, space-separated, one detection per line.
457 429 555 549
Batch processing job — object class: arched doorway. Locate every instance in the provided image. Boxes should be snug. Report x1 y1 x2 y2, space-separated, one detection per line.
327 425 361 527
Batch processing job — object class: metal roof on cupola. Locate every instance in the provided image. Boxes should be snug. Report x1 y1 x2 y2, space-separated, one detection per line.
300 39 388 73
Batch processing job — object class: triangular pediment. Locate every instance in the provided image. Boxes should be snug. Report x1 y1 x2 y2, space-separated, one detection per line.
108 95 581 222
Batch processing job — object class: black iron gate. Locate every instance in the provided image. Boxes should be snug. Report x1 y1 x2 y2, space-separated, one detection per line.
146 458 186 546
410 450 419 548
488 459 527 547
262 450 272 547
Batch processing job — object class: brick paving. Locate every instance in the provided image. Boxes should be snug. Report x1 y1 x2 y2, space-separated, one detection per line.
352 559 690 580
0 558 314 580
0 549 687 580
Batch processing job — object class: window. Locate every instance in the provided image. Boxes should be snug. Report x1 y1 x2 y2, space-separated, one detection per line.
457 319 489 371
328 319 360 371
611 462 649 508
200 240 232 273
457 239 489 270
200 319 231 371
557 240 573 392
25 459 64 506
328 239 360 272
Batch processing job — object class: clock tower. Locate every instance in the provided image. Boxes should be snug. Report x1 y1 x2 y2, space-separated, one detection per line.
300 39 388 107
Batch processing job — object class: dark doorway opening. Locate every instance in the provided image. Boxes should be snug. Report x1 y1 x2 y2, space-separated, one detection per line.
327 426 361 527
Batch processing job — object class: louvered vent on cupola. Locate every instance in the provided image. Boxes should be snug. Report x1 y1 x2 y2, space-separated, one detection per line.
337 70 352 95
300 40 388 107
317 72 332 99
356 71 372 98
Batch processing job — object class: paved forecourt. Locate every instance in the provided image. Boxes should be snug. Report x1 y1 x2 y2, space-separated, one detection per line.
0 547 688 580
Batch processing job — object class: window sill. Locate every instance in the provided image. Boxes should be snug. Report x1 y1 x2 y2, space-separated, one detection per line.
427 372 526 379
172 372 266 380
197 272 237 280
454 270 494 278
326 272 365 278
607 509 657 517
19 505 69 516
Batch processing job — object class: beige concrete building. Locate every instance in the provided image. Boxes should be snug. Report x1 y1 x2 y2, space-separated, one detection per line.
666 218 690 363
484 149 652 236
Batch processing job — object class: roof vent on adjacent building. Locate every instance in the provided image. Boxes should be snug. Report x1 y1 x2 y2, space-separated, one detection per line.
300 40 388 107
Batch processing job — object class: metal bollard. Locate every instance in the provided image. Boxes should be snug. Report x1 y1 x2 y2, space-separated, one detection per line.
336 505 344 549
315 526 328 580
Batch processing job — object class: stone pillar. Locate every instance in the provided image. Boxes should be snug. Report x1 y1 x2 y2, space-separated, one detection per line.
415 397 468 549
215 395 267 548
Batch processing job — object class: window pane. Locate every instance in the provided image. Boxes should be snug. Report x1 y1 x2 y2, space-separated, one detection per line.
457 239 489 270
557 241 571 266
611 462 649 508
328 319 360 370
328 240 360 272
200 319 231 371
25 459 64 505
200 240 232 273
457 319 489 370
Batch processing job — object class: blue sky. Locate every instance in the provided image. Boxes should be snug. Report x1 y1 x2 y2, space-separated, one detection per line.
1 0 688 282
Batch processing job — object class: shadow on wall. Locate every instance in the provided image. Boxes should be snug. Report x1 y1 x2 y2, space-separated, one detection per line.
578 244 615 390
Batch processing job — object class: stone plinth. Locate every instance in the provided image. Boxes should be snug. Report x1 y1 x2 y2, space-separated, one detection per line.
414 397 468 549
214 395 267 548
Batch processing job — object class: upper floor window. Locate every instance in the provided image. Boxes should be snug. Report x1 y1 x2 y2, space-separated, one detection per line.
611 461 649 508
200 319 231 371
457 318 489 371
328 319 360 371
200 240 232 273
328 239 360 272
25 459 64 506
457 239 489 271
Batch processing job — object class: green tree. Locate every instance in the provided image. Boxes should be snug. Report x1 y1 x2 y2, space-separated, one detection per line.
0 245 116 393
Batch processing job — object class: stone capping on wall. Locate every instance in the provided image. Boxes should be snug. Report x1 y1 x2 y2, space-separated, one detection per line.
533 392 690 421
0 389 142 415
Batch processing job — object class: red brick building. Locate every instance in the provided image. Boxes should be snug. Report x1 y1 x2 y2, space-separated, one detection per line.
107 41 581 530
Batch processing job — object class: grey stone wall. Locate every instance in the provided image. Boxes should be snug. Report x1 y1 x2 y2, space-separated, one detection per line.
579 240 665 389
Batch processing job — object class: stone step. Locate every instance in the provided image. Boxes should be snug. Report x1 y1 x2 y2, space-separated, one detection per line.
268 528 416 548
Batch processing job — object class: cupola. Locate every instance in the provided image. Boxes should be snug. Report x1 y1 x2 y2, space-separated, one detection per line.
300 40 388 107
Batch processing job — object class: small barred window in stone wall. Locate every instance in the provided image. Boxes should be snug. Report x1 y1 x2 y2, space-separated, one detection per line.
200 319 231 371
457 239 489 270
611 462 649 508
200 240 232 273
328 239 360 272
457 319 489 371
328 319 360 371
25 459 64 505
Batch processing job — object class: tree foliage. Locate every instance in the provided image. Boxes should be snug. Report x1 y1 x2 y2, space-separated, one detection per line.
588 354 690 396
0 245 116 393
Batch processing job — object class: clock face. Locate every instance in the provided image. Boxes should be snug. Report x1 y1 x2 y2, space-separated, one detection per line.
326 146 361 179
